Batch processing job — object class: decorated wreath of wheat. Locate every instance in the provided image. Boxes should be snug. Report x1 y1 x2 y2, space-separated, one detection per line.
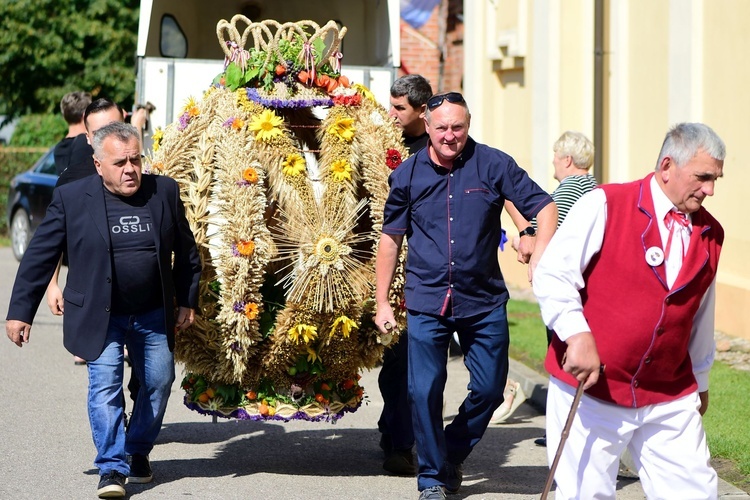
148 16 409 422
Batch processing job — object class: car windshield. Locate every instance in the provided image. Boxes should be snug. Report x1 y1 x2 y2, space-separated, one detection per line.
36 150 57 175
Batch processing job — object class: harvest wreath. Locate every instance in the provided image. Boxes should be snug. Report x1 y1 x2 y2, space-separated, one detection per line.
149 16 408 421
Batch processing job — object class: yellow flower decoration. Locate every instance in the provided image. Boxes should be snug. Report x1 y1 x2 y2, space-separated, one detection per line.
288 324 318 344
150 161 164 172
187 106 200 118
352 83 376 103
330 159 352 182
329 315 358 338
327 117 355 142
249 109 284 142
244 303 259 320
236 240 255 256
151 128 164 152
242 167 259 183
231 118 245 130
282 153 306 177
306 346 320 363
182 97 198 113
236 89 251 110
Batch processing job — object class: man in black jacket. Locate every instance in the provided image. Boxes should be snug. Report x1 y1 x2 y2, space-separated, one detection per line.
6 122 202 499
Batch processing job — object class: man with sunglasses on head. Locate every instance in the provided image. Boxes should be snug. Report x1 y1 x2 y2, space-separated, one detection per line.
375 92 557 499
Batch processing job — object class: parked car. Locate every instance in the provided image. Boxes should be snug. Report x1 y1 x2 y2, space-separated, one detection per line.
7 147 57 261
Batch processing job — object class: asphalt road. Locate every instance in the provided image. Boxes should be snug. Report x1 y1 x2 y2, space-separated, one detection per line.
0 246 746 499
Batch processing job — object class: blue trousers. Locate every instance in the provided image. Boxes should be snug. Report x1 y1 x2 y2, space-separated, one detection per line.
87 308 175 476
377 333 415 451
407 305 510 491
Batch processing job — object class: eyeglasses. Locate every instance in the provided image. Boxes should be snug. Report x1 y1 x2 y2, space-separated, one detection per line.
426 92 465 111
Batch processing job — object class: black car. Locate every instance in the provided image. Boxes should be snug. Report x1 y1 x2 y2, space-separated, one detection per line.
7 147 57 261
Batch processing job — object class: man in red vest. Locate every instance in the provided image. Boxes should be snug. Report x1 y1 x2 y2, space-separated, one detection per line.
533 122 725 499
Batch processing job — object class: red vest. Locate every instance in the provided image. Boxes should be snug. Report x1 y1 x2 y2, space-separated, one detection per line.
545 174 723 407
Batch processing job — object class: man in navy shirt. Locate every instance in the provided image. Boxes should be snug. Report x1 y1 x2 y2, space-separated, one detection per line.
375 92 557 500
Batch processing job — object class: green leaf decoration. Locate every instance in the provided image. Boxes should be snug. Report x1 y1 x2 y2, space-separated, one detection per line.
225 63 243 91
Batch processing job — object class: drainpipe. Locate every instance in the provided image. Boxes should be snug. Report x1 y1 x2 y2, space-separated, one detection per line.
594 0 607 183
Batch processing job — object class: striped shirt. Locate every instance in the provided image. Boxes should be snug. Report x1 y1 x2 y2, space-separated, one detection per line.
551 174 598 227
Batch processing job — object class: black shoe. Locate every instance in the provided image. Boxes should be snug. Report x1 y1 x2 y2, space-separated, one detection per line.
418 486 447 500
97 471 126 498
445 462 463 494
128 454 153 484
383 448 416 476
534 435 547 447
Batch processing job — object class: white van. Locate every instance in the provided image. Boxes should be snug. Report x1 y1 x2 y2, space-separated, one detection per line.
135 0 401 143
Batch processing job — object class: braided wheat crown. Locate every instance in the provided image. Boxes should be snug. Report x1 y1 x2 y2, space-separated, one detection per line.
216 16 348 71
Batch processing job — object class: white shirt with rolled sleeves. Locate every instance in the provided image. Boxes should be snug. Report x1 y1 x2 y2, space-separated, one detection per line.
533 176 716 393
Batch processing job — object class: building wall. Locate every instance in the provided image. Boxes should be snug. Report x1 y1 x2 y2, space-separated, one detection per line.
398 0 463 94
468 0 750 340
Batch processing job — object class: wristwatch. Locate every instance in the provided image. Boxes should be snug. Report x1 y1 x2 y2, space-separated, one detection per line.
519 226 536 237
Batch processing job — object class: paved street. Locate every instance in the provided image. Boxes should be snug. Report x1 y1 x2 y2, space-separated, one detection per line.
0 246 746 499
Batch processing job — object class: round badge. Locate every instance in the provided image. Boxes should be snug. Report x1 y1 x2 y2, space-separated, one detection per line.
645 246 664 266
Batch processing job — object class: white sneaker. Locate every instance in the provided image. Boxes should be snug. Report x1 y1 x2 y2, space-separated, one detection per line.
489 379 526 424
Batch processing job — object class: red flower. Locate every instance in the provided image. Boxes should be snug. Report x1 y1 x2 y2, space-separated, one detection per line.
386 149 402 169
332 93 362 107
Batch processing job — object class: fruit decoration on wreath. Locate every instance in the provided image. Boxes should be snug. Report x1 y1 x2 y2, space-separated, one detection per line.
148 15 408 422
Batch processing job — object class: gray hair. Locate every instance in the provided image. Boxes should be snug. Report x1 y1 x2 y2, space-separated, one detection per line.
92 121 141 157
655 122 726 170
390 74 433 108
554 131 595 170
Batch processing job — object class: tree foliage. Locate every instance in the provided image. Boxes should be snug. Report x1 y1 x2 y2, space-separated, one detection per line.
0 0 139 121
10 114 67 147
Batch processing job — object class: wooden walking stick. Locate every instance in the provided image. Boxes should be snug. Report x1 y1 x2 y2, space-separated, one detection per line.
540 380 585 500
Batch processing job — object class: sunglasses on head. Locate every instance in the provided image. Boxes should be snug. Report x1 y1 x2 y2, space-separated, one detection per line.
426 92 465 111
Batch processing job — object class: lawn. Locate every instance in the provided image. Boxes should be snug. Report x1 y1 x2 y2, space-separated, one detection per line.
507 298 750 491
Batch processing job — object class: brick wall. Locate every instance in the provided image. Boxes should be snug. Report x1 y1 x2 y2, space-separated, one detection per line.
398 0 464 94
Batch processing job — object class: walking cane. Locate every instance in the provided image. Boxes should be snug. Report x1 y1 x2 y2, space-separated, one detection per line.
540 379 585 500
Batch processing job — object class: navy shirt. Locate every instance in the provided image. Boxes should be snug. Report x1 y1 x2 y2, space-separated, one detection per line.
383 137 553 318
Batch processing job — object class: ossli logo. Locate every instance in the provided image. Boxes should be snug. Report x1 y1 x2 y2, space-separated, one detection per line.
112 215 151 234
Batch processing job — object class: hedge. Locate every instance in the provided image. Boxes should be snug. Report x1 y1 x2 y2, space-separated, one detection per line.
0 147 49 237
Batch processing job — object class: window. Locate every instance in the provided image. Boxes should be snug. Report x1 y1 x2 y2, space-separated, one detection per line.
160 14 187 58
36 150 57 175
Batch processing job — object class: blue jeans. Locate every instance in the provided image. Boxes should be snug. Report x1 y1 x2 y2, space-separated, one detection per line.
407 305 510 491
87 307 175 476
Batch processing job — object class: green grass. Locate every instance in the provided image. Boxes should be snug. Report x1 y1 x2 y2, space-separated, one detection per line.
508 299 549 372
507 297 750 489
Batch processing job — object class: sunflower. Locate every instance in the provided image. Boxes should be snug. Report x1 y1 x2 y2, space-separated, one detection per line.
151 128 164 152
306 346 320 363
330 159 352 182
288 324 318 344
249 109 284 142
327 117 355 142
330 315 358 338
282 153 306 177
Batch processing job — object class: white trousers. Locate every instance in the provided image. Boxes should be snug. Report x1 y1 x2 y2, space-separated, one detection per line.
546 377 717 500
